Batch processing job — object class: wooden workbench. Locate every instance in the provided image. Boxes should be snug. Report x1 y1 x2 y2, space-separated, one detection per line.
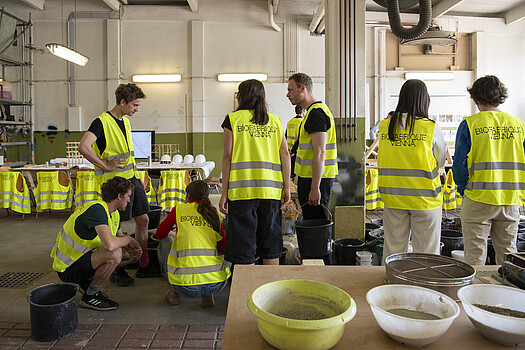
222 265 523 349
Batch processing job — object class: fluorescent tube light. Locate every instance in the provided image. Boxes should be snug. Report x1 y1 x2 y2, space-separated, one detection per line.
131 74 182 83
404 72 454 81
46 43 89 66
217 73 268 82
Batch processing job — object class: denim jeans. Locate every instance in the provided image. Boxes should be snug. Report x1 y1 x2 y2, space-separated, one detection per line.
157 235 229 298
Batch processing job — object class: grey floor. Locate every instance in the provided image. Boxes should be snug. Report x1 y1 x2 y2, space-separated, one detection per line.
0 210 230 325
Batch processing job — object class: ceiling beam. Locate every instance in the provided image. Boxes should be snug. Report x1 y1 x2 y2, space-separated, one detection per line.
187 0 198 13
432 0 464 18
505 2 525 25
101 0 120 11
19 0 45 11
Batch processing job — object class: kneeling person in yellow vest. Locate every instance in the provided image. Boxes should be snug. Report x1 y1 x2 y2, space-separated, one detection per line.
50 177 142 311
155 180 231 308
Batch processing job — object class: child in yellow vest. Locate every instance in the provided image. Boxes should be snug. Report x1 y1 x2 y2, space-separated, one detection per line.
155 180 231 307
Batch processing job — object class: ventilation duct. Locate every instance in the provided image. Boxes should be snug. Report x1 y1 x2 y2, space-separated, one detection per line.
373 0 431 41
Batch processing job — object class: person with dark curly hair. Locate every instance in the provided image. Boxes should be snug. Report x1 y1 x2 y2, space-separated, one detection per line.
452 75 525 265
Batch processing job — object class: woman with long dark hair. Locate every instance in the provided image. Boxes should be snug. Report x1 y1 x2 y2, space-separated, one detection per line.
378 79 446 264
219 79 291 265
155 180 230 307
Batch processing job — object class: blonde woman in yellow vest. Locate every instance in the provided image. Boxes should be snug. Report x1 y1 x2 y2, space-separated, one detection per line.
155 180 231 307
219 79 291 266
287 72 338 265
452 76 525 265
286 105 305 179
50 177 141 311
378 80 446 264
78 83 159 279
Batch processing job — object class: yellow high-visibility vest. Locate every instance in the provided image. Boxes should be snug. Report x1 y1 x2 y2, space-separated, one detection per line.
137 170 157 205
286 117 303 151
159 170 186 211
33 172 73 212
465 111 525 205
167 202 231 286
92 112 137 185
295 102 338 178
228 109 283 200
443 169 457 210
365 168 383 210
51 200 119 273
0 172 31 214
74 171 100 209
378 118 443 210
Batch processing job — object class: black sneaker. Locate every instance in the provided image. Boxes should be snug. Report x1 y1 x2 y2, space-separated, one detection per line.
110 267 135 286
79 292 118 311
135 263 162 278
97 291 119 307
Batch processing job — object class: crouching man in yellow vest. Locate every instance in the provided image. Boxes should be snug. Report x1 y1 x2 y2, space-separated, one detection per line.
452 76 525 265
51 177 142 311
155 180 231 308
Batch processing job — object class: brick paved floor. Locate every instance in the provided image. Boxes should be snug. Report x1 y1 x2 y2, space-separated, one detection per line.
0 322 223 350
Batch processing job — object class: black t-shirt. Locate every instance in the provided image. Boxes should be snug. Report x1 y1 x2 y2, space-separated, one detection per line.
304 102 331 134
221 115 232 131
87 112 128 154
74 204 113 240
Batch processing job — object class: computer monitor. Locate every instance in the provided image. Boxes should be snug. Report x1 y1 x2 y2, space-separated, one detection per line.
131 131 155 159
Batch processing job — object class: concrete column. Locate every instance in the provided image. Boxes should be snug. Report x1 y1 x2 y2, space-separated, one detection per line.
325 0 366 237
191 20 205 156
106 18 120 109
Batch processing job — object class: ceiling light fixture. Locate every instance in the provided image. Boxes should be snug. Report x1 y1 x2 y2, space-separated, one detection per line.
404 72 454 81
46 43 89 66
131 74 182 83
217 73 268 82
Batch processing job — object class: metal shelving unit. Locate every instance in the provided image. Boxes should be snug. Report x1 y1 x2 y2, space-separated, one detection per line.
0 8 34 165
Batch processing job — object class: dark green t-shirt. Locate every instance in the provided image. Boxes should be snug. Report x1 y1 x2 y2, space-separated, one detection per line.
74 203 117 240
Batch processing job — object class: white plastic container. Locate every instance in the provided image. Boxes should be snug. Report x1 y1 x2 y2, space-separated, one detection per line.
356 251 373 266
451 250 465 262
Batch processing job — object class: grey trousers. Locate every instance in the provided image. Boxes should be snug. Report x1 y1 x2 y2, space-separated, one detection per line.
382 206 442 265
460 196 519 266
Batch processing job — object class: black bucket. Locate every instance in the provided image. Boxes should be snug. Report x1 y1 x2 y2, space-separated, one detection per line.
441 229 463 257
279 247 288 265
27 283 78 342
334 238 365 265
295 219 333 257
147 205 162 230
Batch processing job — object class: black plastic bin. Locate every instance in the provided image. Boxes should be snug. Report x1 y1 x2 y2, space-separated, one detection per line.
440 229 463 257
334 238 365 265
27 283 78 342
147 205 162 230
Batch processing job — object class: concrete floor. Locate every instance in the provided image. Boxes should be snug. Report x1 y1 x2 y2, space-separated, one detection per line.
0 209 230 325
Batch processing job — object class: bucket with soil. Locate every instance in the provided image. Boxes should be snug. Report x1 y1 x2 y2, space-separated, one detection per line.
334 238 365 265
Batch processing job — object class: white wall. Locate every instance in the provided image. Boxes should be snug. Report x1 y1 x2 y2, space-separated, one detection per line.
365 12 525 130
2 0 325 134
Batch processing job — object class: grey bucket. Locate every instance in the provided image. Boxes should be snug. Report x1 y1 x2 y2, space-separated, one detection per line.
27 283 78 342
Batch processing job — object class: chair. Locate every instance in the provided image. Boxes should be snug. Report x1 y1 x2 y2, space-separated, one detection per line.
365 168 383 210
74 170 100 209
0 171 31 218
137 170 158 205
205 172 222 194
158 170 189 211
33 171 73 218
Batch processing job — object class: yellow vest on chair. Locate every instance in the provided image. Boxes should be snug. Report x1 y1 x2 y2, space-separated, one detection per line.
365 168 383 210
443 169 457 210
159 170 187 211
33 172 73 212
137 170 157 205
0 172 31 214
74 171 100 209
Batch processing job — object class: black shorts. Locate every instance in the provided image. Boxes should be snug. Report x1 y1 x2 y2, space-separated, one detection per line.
120 176 150 221
225 199 283 264
57 251 95 292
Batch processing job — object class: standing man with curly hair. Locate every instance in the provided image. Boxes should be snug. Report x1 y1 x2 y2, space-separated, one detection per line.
452 75 525 265
79 83 160 282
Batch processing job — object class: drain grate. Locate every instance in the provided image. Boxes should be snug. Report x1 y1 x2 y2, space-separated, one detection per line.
0 272 45 288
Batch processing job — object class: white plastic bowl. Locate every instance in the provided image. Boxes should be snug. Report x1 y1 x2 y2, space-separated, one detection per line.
366 284 460 347
458 284 525 345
